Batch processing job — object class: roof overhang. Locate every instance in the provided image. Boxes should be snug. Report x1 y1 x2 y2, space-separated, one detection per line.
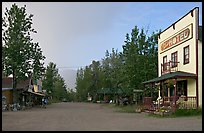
29 91 45 96
2 88 13 91
142 71 197 85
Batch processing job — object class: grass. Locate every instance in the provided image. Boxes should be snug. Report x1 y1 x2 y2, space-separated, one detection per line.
117 105 138 113
101 104 138 113
48 98 61 104
148 108 202 118
172 108 202 117
102 104 202 118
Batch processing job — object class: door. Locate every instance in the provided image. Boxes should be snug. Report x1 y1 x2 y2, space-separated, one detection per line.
177 80 187 96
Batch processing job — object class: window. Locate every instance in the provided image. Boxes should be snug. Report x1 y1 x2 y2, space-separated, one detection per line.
184 45 189 64
171 51 178 67
177 80 187 97
163 55 167 71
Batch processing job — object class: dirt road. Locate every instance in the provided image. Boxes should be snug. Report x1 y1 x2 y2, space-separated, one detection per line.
2 102 202 131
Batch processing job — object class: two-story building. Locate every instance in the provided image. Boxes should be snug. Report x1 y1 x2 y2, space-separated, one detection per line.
143 7 202 111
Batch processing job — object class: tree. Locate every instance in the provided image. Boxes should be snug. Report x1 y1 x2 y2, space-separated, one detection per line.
53 74 67 100
121 26 160 97
42 62 58 97
2 4 45 103
75 61 103 102
75 25 160 103
42 62 68 101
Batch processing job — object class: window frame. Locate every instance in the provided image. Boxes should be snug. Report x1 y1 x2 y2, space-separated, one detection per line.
171 51 178 68
163 55 167 71
183 45 189 65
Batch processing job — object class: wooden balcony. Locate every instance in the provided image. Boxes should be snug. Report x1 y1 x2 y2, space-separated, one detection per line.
161 61 180 75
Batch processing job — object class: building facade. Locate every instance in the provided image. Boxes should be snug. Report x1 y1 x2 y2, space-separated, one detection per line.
143 7 202 110
2 77 45 111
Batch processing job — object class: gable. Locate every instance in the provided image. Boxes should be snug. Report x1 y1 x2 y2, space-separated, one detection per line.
2 77 31 90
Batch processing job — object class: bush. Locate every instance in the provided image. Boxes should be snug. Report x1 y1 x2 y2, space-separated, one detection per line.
103 104 137 113
150 108 202 118
173 108 202 117
49 98 61 104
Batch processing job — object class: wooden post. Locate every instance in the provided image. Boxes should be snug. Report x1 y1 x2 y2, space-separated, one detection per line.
162 81 164 105
151 83 153 98
144 84 146 96
161 63 162 75
173 78 177 112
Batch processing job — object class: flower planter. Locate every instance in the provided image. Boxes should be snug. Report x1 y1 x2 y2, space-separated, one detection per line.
154 110 172 116
135 108 142 113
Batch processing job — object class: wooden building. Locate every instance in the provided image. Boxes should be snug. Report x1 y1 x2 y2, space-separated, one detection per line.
143 7 202 111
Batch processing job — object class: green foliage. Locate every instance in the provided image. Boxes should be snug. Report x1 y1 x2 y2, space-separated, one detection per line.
2 4 45 103
173 108 202 117
2 4 45 80
121 26 160 90
75 25 161 102
102 104 137 113
148 108 202 118
53 74 67 100
42 62 58 95
48 97 61 104
117 105 137 113
76 60 103 102
66 89 77 102
42 62 67 101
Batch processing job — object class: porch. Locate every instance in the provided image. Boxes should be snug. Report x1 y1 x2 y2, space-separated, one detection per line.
142 71 197 112
143 96 197 112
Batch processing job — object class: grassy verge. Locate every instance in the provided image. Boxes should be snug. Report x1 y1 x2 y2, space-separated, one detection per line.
172 108 202 117
48 98 61 104
102 104 202 118
101 104 138 113
148 108 202 118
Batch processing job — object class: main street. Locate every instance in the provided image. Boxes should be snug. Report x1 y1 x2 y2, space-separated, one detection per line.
2 102 202 131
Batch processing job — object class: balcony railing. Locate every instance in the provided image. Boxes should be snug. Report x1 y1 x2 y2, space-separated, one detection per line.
161 61 180 75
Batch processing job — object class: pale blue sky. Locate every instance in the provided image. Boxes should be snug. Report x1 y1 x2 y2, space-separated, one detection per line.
2 2 202 71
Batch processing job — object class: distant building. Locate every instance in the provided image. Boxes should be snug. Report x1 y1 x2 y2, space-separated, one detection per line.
2 77 45 108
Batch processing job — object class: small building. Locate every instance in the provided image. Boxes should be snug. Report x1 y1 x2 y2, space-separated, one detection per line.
96 88 130 104
2 77 45 108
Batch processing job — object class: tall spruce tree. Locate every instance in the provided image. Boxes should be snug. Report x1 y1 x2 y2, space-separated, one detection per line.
2 4 45 103
121 26 160 93
75 25 160 102
42 62 58 98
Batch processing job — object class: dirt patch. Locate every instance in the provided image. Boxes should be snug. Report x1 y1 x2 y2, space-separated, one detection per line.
2 102 202 131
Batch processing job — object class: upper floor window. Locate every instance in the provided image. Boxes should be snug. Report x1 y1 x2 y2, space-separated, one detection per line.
163 55 167 71
184 45 189 64
171 51 178 67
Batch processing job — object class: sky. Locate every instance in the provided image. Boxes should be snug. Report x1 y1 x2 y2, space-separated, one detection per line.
2 2 202 89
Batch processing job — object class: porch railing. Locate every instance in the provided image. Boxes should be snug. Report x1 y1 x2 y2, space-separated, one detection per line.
176 96 197 109
143 97 155 111
143 96 197 111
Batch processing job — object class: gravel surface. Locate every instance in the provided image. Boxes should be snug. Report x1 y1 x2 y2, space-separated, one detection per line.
2 102 202 131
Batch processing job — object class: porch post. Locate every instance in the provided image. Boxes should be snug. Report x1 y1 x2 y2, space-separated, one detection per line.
158 82 161 109
158 83 161 98
161 81 164 105
173 78 177 112
151 83 153 97
144 84 146 96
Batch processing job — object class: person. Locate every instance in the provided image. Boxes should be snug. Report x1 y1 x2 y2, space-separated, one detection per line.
44 98 48 105
42 97 46 108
